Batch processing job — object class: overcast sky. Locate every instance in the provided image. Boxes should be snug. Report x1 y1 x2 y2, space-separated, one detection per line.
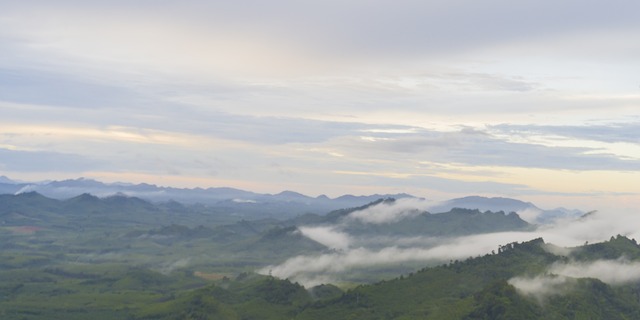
1 0 639 211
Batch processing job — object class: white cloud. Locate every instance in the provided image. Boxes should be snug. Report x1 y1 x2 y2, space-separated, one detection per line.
298 226 351 250
508 275 571 302
263 207 640 287
260 246 451 286
157 258 191 275
346 198 430 224
261 232 528 286
549 259 640 285
516 208 544 224
510 258 640 302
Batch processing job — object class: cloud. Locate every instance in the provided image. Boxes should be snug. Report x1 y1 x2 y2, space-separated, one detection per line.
157 258 191 275
0 148 100 172
346 198 429 224
260 245 465 287
298 226 351 250
510 258 640 302
508 275 572 303
261 231 532 287
439 72 540 92
549 258 640 285
0 67 145 110
263 206 640 287
534 210 640 246
492 122 640 145
516 208 544 224
489 122 640 161
331 127 640 171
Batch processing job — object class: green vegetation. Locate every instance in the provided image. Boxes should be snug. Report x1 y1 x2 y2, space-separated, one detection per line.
3 193 640 319
4 233 640 319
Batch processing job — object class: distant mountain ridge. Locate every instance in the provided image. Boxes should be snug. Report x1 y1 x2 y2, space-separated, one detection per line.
430 195 583 224
429 196 535 213
0 177 415 219
0 175 18 184
0 177 582 222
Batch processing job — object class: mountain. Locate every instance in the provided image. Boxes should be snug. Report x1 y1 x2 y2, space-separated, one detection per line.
295 236 640 319
0 176 28 195
0 177 583 222
0 192 67 226
297 199 532 240
429 196 583 224
0 177 414 219
0 192 538 283
343 208 531 238
0 175 18 184
228 226 327 260
0 181 631 319
6 234 640 319
429 196 535 213
0 192 228 229
134 236 640 319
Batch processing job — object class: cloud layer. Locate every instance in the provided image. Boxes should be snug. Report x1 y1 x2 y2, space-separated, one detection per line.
260 199 640 287
346 198 429 224
510 258 640 302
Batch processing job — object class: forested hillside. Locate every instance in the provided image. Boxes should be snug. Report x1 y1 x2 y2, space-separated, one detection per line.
4 232 640 319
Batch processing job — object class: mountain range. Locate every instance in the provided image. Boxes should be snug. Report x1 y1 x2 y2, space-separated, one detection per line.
0 176 582 222
0 176 413 219
430 196 583 224
0 176 627 319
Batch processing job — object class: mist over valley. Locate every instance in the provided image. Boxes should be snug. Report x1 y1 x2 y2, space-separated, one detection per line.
2 177 640 318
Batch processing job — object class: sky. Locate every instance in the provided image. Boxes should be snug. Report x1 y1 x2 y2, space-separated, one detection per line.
1 0 639 212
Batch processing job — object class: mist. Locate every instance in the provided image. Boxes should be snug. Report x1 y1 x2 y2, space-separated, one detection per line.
550 258 640 285
298 226 351 250
260 199 640 287
515 207 544 224
157 258 191 275
508 275 572 303
346 198 431 224
509 258 640 301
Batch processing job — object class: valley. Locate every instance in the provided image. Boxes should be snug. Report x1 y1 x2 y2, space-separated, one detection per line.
0 179 637 319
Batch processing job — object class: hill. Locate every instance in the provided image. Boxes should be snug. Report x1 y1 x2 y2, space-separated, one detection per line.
429 196 583 224
0 192 194 229
0 186 636 319
136 236 640 319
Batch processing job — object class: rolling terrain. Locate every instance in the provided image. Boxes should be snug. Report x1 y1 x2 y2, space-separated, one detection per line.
3 180 629 319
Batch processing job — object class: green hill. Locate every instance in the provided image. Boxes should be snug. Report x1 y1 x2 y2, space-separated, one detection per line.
132 236 640 320
4 231 640 319
343 208 531 237
3 193 640 319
